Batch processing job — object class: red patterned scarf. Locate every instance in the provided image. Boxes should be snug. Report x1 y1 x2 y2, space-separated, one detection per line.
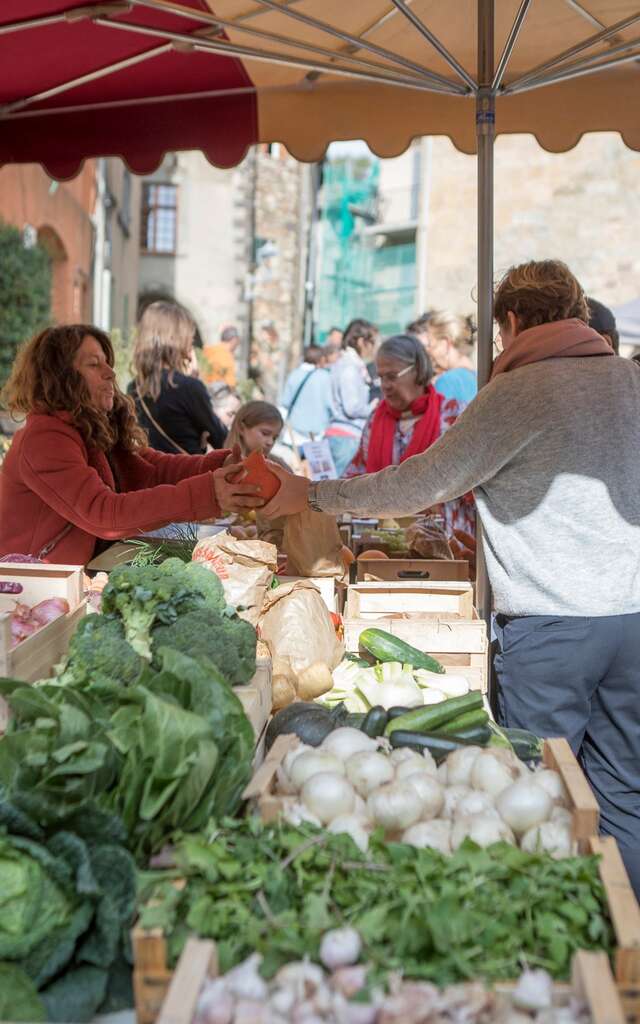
366 387 443 473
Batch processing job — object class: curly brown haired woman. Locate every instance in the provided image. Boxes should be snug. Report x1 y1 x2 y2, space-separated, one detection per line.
0 325 262 565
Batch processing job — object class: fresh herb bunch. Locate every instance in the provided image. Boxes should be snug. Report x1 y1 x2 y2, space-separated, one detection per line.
137 818 614 985
128 523 200 568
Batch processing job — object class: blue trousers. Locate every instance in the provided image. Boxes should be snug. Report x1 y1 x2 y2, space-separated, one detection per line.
327 434 360 477
494 612 640 897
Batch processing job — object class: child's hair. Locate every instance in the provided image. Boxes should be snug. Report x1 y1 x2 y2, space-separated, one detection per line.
227 400 284 454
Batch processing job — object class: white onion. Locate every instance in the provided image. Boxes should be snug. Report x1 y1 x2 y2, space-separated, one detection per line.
471 751 519 797
395 754 437 780
550 805 573 828
533 768 569 807
453 790 499 820
346 751 394 796
301 772 355 824
404 773 444 820
283 743 312 778
289 751 345 790
319 927 362 970
421 689 446 705
437 761 448 785
281 799 322 829
367 781 423 831
328 814 370 853
445 746 483 787
495 779 552 836
321 727 377 760
441 784 472 819
390 748 423 768
520 821 572 858
451 813 515 850
402 819 452 854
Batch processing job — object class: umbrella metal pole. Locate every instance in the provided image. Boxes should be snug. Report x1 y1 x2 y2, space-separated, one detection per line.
476 0 495 641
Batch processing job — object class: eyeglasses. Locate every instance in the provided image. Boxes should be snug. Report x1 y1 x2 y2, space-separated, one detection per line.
378 364 415 386
493 330 504 355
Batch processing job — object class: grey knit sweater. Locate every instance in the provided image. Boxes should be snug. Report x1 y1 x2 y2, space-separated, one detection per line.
312 356 640 616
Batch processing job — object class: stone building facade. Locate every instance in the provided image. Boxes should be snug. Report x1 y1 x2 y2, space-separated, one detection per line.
137 146 312 402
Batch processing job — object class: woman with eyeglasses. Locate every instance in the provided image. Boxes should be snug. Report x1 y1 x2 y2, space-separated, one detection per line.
262 258 640 898
343 334 475 537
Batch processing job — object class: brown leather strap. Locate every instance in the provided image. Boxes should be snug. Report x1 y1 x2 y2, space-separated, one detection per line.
37 522 74 559
135 382 189 455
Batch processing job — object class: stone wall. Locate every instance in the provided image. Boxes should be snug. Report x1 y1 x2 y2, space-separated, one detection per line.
251 148 311 401
422 132 640 318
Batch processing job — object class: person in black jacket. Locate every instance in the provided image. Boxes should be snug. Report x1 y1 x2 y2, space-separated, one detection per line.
129 301 226 454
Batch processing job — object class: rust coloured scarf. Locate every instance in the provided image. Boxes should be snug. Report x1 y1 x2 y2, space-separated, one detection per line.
490 318 614 379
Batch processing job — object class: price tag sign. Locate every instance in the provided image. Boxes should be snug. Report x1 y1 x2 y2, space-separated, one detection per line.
302 439 337 480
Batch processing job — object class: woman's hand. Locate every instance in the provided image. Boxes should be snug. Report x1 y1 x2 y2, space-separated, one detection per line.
213 460 264 514
449 528 477 575
223 444 243 468
261 462 310 518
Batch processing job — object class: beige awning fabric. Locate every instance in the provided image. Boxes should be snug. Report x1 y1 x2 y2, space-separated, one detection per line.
210 0 640 157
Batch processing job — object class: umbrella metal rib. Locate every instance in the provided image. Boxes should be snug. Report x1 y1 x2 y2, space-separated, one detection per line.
93 15 457 95
388 0 478 91
0 43 171 116
503 10 640 92
504 31 640 91
0 12 70 36
505 46 640 94
129 0 431 87
491 0 532 92
243 0 470 92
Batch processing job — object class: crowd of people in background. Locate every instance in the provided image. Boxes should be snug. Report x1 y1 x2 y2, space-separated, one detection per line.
110 287 623 549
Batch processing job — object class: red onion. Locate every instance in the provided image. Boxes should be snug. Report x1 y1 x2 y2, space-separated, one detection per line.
0 582 23 595
0 554 43 563
30 598 69 625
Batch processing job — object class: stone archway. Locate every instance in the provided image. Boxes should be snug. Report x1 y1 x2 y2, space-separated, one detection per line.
37 225 68 322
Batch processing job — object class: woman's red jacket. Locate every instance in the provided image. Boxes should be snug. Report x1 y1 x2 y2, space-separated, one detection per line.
0 413 227 564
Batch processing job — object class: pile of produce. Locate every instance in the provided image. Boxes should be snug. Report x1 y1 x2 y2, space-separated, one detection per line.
137 817 613 985
7 597 69 648
268 731 574 857
0 794 136 1023
0 561 259 1021
192 947 591 1024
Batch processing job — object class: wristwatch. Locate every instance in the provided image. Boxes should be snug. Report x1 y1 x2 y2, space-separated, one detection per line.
307 481 323 512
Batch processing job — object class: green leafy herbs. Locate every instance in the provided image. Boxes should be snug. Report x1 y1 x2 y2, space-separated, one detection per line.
137 819 615 985
0 651 254 862
0 798 136 1023
101 559 227 658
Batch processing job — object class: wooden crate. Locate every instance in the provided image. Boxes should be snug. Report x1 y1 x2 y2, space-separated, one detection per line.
356 558 470 582
343 615 488 693
586 835 640 1019
346 580 475 620
133 923 175 1024
233 655 272 741
244 736 597 840
158 941 625 1024
0 564 86 684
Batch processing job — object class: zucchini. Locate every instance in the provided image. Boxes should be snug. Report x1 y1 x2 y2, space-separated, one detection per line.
384 691 483 737
361 706 388 738
358 628 445 675
446 725 492 745
389 729 476 760
436 708 488 735
387 706 412 720
496 724 544 762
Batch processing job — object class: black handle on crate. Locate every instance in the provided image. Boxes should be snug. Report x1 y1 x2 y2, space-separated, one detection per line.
398 570 431 579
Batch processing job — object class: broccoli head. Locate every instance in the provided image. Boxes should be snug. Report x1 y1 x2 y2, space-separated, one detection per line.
56 614 144 688
101 558 227 658
151 608 257 685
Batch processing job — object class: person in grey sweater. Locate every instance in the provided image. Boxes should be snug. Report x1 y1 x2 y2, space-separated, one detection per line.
264 259 640 896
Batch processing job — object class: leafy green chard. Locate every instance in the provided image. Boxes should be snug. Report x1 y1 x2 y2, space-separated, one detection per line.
0 650 254 863
138 819 615 985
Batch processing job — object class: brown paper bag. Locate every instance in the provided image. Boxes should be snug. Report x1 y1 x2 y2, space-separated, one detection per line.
192 531 277 626
282 507 344 577
258 580 344 676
